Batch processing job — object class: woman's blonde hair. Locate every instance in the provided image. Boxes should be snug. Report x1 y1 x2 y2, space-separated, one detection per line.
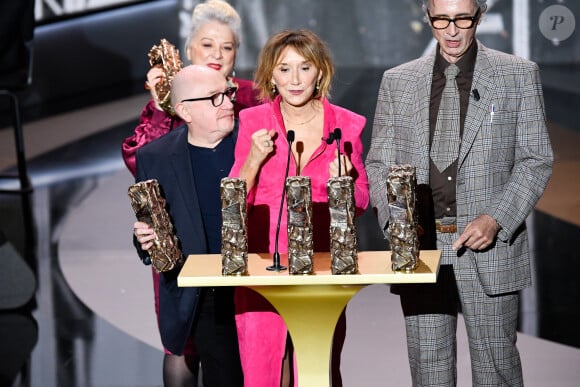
185 0 242 50
254 29 334 102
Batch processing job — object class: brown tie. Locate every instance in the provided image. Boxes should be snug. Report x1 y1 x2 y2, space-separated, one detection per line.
431 64 460 172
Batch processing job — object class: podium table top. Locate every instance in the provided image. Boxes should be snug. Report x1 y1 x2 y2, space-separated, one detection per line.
178 250 441 287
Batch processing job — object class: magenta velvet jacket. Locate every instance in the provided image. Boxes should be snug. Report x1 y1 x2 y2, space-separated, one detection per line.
230 95 370 254
122 77 259 176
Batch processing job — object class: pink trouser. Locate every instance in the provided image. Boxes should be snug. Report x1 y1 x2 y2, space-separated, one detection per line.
235 287 298 387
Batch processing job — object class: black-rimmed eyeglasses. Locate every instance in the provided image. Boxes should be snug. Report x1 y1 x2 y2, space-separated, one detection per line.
180 86 237 107
427 7 481 29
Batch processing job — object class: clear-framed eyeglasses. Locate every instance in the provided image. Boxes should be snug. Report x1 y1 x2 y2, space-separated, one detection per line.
427 7 481 30
180 86 238 107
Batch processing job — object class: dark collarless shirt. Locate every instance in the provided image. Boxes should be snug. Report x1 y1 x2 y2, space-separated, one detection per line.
188 134 235 253
429 42 477 219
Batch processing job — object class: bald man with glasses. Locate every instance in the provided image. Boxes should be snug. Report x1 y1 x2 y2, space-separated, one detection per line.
132 65 243 387
366 0 553 386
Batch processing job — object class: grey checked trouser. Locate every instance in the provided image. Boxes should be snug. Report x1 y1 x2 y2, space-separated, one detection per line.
398 231 524 386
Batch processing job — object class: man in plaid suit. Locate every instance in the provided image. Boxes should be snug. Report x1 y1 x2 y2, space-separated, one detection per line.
365 0 553 385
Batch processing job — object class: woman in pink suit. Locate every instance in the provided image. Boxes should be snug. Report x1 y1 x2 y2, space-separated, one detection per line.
229 29 369 387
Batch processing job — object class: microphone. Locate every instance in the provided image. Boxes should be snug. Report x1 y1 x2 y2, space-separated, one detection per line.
267 130 295 271
333 128 342 177
472 89 480 101
322 133 335 144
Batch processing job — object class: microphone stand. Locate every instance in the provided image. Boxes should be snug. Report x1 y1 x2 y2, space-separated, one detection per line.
333 128 342 177
267 130 295 271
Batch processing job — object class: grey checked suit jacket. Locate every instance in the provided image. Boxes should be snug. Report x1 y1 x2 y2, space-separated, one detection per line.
365 41 553 296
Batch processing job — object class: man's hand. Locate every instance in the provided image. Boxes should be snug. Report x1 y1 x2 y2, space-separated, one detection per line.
452 214 500 251
133 221 156 250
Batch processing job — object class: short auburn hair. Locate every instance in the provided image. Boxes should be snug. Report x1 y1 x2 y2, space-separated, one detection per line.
254 29 334 102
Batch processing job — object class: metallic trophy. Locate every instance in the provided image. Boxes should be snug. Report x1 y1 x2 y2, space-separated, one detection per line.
128 179 183 273
327 176 358 274
286 176 313 274
220 177 248 276
147 38 183 115
386 165 419 272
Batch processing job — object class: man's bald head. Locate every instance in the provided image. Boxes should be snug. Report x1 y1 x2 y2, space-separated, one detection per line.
170 64 235 147
170 64 225 107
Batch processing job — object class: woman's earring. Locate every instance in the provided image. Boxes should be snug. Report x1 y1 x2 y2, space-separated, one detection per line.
316 78 321 90
271 82 277 94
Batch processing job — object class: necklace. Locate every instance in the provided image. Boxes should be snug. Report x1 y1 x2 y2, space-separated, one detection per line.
281 105 319 126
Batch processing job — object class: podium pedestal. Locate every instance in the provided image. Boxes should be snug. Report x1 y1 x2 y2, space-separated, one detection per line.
251 284 360 386
178 250 440 387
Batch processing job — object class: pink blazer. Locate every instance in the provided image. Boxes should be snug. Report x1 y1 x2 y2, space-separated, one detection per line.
230 96 369 254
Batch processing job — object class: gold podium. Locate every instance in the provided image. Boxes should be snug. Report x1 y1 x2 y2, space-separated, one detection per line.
178 250 441 387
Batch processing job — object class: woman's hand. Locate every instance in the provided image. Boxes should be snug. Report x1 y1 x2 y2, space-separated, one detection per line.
248 128 277 167
133 221 156 250
239 128 277 191
145 66 165 111
329 149 352 177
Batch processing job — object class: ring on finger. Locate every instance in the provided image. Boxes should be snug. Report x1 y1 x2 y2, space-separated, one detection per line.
264 140 270 147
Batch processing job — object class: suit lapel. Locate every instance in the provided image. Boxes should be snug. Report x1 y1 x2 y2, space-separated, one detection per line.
169 128 207 250
415 55 436 185
459 42 496 167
